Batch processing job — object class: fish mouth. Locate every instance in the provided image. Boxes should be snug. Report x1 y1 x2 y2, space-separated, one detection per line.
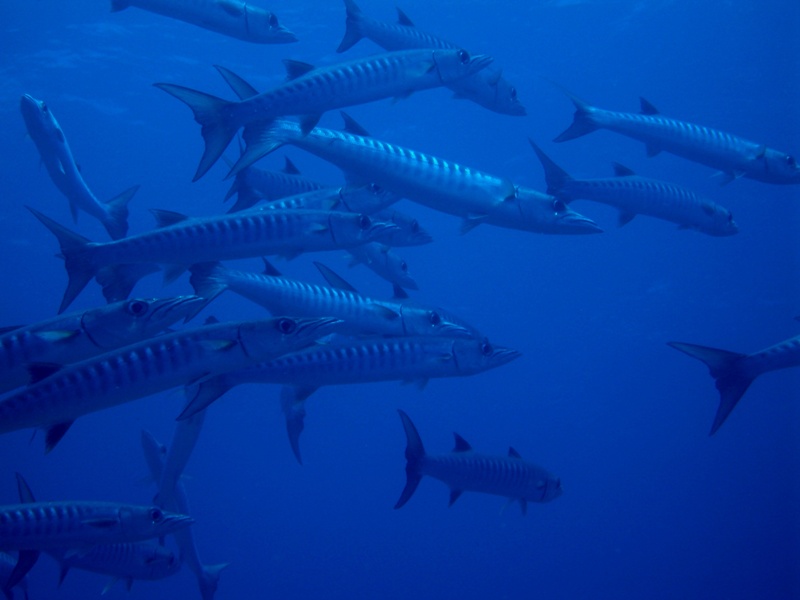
162 513 195 532
19 94 42 120
155 295 208 324
557 212 603 234
272 28 299 43
440 322 478 339
366 222 401 242
407 231 434 245
297 316 345 338
397 277 419 291
490 346 523 365
468 54 494 75
506 104 527 117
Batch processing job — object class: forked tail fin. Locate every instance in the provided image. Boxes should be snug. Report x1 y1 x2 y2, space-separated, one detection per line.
394 410 426 509
337 0 365 53
552 88 599 143
528 140 572 197
101 184 139 240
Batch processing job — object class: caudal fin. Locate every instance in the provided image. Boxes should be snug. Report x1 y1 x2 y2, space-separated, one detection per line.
197 562 230 600
101 184 139 240
27 207 97 313
394 409 426 509
188 262 229 303
153 83 239 181
228 119 300 178
528 140 572 197
668 341 754 435
336 0 365 53
552 89 599 143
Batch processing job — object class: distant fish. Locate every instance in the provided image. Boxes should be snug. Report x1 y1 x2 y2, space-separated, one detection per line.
668 332 800 434
0 473 192 595
0 296 203 394
346 243 419 291
110 0 297 44
155 48 492 180
395 410 562 513
336 0 525 116
553 90 800 185
530 141 738 235
19 94 138 240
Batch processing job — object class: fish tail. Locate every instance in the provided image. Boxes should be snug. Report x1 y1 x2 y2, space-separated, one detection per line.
96 264 159 303
27 207 97 314
223 139 262 213
227 119 298 179
395 409 426 509
337 0 365 53
668 342 753 435
153 83 239 181
198 562 230 600
552 89 599 142
528 140 572 197
178 375 234 421
101 184 139 240
188 262 229 302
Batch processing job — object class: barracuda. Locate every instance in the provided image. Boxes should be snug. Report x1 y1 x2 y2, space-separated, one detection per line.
179 336 521 462
336 0 525 116
395 410 562 513
155 48 492 180
0 316 341 450
0 473 192 594
554 92 800 185
225 157 328 212
346 243 419 291
258 184 400 216
188 260 476 339
110 0 297 44
0 296 203 394
531 141 738 235
669 332 800 435
19 94 138 240
29 206 397 313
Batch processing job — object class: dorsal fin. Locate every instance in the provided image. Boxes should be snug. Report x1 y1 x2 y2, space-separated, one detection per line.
28 362 62 384
284 59 316 81
314 262 358 293
508 446 522 459
340 111 371 137
639 97 659 115
282 157 301 175
214 64 260 100
396 7 415 26
262 258 282 277
204 316 220 325
45 421 74 452
15 472 36 503
150 209 189 228
452 433 472 452
612 162 636 177
392 283 409 300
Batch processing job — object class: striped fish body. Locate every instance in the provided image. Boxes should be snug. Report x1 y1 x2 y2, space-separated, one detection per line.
0 502 190 550
50 541 181 582
347 243 419 290
111 0 297 43
259 184 398 216
225 161 328 212
336 0 525 116
0 296 202 394
741 334 800 376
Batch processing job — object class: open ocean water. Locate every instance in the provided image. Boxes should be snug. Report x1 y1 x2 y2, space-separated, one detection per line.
0 1 798 598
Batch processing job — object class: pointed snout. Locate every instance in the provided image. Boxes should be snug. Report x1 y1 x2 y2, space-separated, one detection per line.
366 221 401 242
557 212 604 234
158 295 209 323
298 316 345 338
161 512 195 533
491 346 523 366
467 54 494 75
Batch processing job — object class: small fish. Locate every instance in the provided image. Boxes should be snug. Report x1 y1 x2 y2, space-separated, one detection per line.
19 94 138 240
110 0 297 44
553 90 800 185
395 410 562 513
346 243 419 291
668 332 800 434
530 141 738 235
336 0 525 116
0 296 204 394
155 48 492 180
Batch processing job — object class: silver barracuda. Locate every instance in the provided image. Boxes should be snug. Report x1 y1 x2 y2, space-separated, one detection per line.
395 410 562 513
179 336 521 462
258 184 400 216
346 243 419 291
110 0 297 43
224 156 328 212
29 207 398 313
336 0 525 116
188 260 476 339
668 332 800 435
155 48 493 180
0 473 192 595
19 94 138 240
554 91 800 185
0 316 341 450
531 141 738 236
0 296 203 394
142 423 228 600
48 542 181 593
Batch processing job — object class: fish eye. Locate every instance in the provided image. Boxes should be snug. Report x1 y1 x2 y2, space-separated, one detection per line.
276 318 297 334
149 508 163 523
457 50 470 64
786 155 797 168
126 300 149 316
509 87 517 100
552 199 567 214
480 340 493 355
429 311 441 326
358 215 371 229
268 13 278 27
400 261 408 273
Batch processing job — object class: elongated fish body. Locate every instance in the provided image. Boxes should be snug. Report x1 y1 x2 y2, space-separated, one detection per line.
230 118 601 235
49 541 181 590
530 142 738 235
0 316 340 449
395 410 562 512
225 157 328 212
188 261 473 338
259 184 400 216
346 243 419 290
371 209 432 246
0 296 203 394
554 94 800 184
336 0 525 116
19 95 137 240
30 207 397 313
155 49 492 180
669 333 800 434
110 0 297 43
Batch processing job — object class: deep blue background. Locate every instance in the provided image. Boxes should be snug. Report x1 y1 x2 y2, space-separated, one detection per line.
0 1 798 598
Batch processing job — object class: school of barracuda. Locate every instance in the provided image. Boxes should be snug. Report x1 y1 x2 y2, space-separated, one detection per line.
3 0 799 597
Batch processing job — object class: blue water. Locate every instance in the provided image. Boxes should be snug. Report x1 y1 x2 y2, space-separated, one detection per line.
1 1 799 598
